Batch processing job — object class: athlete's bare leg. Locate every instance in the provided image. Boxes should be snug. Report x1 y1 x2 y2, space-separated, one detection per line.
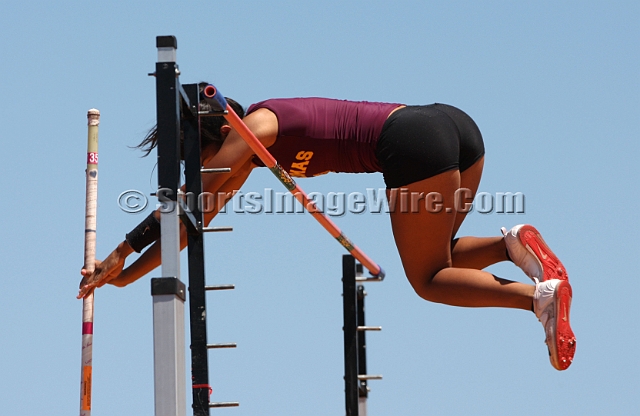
387 157 533 309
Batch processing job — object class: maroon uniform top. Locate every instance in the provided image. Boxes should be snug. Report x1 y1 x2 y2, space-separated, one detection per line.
246 98 403 177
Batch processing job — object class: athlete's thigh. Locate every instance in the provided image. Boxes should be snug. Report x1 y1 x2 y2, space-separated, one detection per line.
452 156 484 237
387 169 460 287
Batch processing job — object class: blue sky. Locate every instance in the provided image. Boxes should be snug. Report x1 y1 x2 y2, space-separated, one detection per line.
1 1 638 415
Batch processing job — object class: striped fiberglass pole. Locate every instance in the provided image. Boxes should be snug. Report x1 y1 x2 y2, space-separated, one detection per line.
80 109 100 415
203 85 384 279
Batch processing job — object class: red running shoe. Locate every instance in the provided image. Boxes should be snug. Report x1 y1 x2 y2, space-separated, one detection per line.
534 279 576 370
502 224 569 282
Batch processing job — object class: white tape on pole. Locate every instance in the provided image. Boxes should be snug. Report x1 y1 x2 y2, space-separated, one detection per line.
80 109 99 415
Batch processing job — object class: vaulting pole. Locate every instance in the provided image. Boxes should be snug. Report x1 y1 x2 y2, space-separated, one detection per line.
80 109 100 415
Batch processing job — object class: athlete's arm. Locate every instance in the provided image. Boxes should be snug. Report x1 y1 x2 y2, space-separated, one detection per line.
105 161 254 288
78 109 277 296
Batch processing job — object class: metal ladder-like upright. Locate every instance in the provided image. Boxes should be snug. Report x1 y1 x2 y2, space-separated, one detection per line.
182 82 239 415
343 255 384 416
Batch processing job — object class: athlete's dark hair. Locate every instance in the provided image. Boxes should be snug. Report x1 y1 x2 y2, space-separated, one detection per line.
136 83 245 157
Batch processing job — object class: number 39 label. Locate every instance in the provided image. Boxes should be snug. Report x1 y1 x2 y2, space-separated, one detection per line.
87 152 98 164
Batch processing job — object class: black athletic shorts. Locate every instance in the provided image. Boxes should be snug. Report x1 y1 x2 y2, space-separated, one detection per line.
375 104 485 189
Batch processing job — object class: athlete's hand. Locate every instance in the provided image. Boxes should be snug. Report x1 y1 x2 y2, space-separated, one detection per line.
78 250 126 299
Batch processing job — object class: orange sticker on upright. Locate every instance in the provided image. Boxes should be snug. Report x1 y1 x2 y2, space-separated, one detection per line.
81 365 92 410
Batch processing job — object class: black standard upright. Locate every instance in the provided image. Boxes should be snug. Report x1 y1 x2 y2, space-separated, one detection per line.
151 34 187 416
342 255 383 416
152 35 238 416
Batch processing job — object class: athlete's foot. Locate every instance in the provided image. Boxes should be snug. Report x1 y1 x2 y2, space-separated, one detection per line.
502 224 568 282
533 279 576 371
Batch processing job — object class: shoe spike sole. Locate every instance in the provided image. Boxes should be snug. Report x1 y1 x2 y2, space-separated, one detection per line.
518 225 569 282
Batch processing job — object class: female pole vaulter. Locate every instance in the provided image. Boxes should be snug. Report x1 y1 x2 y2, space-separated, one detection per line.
79 90 575 370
